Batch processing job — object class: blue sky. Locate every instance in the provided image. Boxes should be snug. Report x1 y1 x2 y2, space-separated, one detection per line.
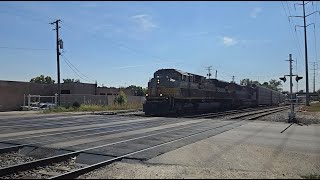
0 1 319 92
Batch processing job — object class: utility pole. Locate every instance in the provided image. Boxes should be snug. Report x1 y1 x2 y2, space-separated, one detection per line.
231 76 235 83
289 1 320 106
296 58 298 93
215 70 217 79
206 66 212 79
310 62 317 93
50 19 62 106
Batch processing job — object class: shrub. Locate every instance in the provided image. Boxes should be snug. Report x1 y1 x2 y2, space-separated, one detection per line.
72 101 81 109
114 90 128 105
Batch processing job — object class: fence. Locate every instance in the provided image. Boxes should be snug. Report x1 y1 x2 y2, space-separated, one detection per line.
60 94 146 107
22 94 57 109
21 94 146 109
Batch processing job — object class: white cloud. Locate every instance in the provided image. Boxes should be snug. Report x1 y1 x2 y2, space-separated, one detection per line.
222 36 238 46
250 7 262 18
131 14 157 31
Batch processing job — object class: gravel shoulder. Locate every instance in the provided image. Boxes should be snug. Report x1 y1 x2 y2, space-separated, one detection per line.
258 107 320 125
79 117 320 179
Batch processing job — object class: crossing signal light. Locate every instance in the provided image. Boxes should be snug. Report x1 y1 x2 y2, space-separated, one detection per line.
296 76 303 82
279 77 286 82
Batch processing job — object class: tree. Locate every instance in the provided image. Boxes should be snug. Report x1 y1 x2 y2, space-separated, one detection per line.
260 82 271 89
30 75 55 84
240 78 282 91
127 85 145 96
240 78 260 86
268 79 282 91
63 78 81 83
114 90 127 105
240 78 251 86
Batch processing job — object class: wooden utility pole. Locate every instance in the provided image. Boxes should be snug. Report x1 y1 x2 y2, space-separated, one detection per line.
50 19 61 106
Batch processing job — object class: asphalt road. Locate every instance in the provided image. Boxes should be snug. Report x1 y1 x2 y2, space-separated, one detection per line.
1 112 318 179
0 113 246 163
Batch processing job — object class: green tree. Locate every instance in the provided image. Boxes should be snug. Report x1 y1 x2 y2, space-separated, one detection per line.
30 75 55 84
260 82 271 89
114 90 127 105
240 78 261 86
268 79 282 91
63 78 81 83
240 78 282 91
240 78 251 86
127 85 145 96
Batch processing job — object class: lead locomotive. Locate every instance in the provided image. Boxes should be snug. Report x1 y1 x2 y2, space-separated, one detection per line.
143 69 286 116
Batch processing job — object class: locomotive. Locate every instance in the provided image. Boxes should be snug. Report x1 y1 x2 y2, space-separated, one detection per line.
143 69 286 116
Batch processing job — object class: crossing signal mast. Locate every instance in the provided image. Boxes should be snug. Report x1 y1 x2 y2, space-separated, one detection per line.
279 54 303 123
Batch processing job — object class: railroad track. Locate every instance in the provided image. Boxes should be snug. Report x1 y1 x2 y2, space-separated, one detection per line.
184 106 289 119
0 106 289 179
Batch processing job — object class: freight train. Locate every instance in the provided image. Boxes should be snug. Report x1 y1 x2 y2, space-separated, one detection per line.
143 69 287 116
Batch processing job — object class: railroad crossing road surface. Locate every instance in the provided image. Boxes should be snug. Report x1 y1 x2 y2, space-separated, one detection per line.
80 121 320 179
0 113 319 179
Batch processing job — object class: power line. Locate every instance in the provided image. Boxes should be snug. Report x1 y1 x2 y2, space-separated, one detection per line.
60 54 93 83
0 6 54 26
283 1 304 61
59 21 183 65
289 0 320 106
0 46 54 51
60 52 94 82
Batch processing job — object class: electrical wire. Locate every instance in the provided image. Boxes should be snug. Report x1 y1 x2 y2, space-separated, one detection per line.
0 46 54 51
60 53 94 83
60 51 93 80
283 1 304 61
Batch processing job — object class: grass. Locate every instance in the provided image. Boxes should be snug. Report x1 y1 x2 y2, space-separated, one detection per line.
300 101 320 112
42 103 143 114
301 174 320 179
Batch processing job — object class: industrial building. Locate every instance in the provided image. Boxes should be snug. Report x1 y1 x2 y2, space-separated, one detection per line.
0 80 144 111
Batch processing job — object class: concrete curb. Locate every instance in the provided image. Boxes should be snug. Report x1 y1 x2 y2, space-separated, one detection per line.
0 109 143 117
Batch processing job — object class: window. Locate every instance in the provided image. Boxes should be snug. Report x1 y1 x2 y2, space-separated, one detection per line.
61 90 70 94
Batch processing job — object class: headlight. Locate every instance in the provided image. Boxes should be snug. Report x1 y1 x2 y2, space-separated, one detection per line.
160 93 163 97
146 93 149 97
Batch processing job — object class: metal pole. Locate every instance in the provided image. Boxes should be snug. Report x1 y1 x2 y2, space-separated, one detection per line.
303 1 310 106
313 62 316 93
28 94 30 109
288 54 295 122
206 66 212 79
232 76 235 83
296 59 298 93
